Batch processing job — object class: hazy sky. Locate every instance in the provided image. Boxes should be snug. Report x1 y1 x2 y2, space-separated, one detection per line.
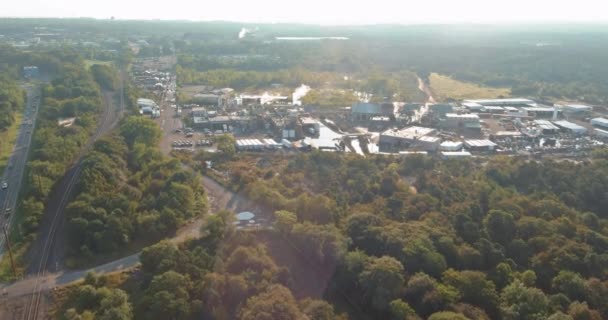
2 0 607 24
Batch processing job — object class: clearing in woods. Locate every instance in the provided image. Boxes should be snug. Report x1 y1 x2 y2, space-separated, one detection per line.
429 73 511 101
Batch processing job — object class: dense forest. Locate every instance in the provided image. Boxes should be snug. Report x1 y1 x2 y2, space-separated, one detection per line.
171 23 608 103
18 50 104 244
57 147 608 320
65 116 207 264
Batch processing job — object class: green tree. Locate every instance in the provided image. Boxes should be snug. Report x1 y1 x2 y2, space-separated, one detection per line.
500 280 549 320
484 210 516 245
274 210 297 234
359 256 405 311
120 116 161 147
552 271 586 301
443 269 499 317
238 285 304 320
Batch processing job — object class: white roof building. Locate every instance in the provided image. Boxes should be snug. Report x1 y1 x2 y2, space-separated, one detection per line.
464 139 498 151
439 141 463 151
562 104 593 113
463 98 536 106
380 126 436 141
591 118 608 129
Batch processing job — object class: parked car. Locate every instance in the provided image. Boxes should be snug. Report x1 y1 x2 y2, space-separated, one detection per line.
1 182 7 189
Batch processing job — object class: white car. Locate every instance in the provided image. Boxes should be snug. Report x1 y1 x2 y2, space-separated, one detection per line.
1 182 7 189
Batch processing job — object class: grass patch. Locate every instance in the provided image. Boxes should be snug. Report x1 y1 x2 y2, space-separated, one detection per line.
429 73 511 101
0 241 29 281
0 113 22 173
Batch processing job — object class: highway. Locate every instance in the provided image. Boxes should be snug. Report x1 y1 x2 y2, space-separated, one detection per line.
0 85 41 253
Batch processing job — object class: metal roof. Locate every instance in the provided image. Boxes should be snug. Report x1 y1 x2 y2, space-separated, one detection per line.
463 98 535 105
381 126 436 140
352 103 381 114
591 118 608 127
552 120 587 133
465 139 497 148
445 113 480 120
534 120 559 131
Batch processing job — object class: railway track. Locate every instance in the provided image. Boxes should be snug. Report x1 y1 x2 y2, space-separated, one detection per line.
22 79 125 320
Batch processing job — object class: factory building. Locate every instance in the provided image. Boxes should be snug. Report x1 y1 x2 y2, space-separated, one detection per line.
552 120 587 135
441 113 481 131
429 103 454 117
491 131 524 142
379 126 438 151
402 103 423 113
351 103 394 121
522 107 557 119
192 93 220 106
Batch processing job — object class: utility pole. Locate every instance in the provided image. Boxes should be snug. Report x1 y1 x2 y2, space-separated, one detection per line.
2 224 17 279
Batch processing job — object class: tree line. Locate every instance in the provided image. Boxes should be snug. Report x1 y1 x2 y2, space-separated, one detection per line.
65 116 207 264
21 51 105 243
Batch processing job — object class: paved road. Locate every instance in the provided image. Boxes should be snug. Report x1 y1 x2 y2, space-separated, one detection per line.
0 85 41 252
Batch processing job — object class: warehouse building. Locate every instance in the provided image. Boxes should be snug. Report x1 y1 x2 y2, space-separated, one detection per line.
464 139 498 152
482 106 505 114
534 120 560 135
552 120 587 135
591 118 608 130
439 141 463 151
522 107 557 119
594 128 608 138
562 104 593 114
462 102 484 111
236 139 264 151
463 98 536 107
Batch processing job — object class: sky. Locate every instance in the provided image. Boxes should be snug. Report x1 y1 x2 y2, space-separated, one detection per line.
2 0 607 25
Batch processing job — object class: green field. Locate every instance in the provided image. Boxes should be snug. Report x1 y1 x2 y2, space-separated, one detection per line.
0 113 22 174
429 73 511 101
